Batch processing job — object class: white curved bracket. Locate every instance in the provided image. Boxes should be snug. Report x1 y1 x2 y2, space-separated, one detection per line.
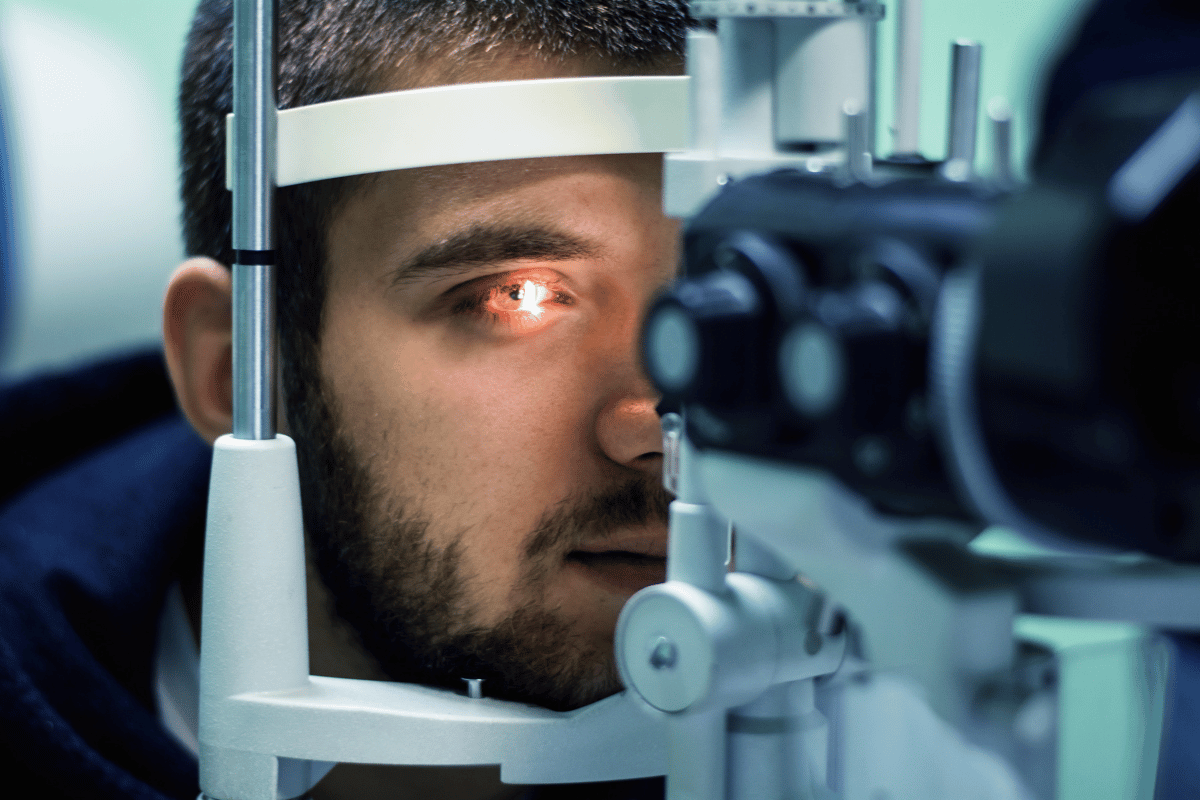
225 75 690 187
210 679 665 782
199 435 666 800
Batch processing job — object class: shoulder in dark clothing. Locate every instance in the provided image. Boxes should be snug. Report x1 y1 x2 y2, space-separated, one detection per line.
0 351 210 800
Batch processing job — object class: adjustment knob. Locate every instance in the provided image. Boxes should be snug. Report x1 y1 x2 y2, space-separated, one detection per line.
778 321 846 419
616 575 846 714
642 270 765 409
780 281 910 430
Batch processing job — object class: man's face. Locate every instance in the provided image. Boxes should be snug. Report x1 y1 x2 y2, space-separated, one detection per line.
306 62 680 710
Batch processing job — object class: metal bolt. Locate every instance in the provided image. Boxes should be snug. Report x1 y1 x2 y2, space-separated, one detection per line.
463 678 484 699
649 637 679 670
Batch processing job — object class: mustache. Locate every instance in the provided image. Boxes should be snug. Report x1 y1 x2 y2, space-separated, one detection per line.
524 479 673 560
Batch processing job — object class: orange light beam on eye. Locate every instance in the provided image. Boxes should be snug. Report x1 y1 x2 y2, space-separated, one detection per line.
517 280 549 317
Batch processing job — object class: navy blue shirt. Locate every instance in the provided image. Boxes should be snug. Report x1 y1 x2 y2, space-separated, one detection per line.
0 353 666 800
0 352 208 799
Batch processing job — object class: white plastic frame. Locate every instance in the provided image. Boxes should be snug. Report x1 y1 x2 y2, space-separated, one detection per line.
225 75 690 187
201 435 667 800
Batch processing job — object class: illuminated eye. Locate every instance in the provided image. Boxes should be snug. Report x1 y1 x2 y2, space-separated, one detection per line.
514 280 550 316
493 279 552 318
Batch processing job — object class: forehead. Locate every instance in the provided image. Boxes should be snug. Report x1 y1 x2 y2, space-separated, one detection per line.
323 49 678 275
327 153 666 282
346 151 661 230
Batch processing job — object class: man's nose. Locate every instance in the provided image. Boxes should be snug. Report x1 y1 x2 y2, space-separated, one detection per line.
595 384 663 473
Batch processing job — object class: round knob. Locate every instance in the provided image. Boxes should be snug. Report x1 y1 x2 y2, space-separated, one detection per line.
779 281 910 430
642 270 765 409
617 586 723 713
778 321 846 419
616 575 846 714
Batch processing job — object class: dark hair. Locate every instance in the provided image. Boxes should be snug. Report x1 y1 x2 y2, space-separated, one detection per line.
178 0 691 443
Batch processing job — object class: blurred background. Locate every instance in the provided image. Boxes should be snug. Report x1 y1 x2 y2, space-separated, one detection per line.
0 0 191 379
0 2 1167 799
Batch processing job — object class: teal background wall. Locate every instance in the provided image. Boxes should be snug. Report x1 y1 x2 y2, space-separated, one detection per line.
875 0 1093 176
0 0 195 376
19 0 1094 172
0 2 1166 799
6 0 194 110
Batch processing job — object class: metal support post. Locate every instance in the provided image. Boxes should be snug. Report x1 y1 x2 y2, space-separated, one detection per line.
232 0 277 440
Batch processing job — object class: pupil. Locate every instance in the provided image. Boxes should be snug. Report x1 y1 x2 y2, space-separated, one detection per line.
509 287 524 302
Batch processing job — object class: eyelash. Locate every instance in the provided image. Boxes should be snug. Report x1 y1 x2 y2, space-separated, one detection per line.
449 273 575 330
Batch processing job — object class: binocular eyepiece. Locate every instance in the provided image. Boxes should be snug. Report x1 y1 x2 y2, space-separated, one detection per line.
644 80 1200 561
644 171 998 521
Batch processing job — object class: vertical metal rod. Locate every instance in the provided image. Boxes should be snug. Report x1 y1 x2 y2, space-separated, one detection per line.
988 97 1015 189
843 99 872 183
232 0 277 440
866 10 878 157
892 0 923 155
685 30 721 154
943 39 982 181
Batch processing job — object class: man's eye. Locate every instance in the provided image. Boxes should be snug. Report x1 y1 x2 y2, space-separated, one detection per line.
451 274 574 332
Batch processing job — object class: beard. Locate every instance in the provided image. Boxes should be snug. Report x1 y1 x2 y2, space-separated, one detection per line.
293 380 672 711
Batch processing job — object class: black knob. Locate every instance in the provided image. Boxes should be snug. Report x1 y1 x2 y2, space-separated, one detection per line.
779 281 910 431
643 270 766 409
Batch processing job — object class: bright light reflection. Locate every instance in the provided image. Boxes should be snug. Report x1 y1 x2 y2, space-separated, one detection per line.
517 280 549 317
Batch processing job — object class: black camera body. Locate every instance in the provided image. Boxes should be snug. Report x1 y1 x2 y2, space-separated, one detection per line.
975 76 1200 560
645 75 1200 561
648 171 999 520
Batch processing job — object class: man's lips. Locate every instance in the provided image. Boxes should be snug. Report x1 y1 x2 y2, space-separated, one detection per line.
566 534 668 595
570 535 667 559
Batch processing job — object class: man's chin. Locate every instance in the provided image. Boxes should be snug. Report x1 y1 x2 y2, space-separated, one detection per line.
372 597 626 712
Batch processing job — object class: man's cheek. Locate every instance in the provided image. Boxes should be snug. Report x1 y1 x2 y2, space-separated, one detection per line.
433 346 588 432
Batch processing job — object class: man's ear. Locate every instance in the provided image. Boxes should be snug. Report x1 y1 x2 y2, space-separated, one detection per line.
163 257 233 444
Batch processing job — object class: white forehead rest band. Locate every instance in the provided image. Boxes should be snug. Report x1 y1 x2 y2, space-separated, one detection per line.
225 75 690 188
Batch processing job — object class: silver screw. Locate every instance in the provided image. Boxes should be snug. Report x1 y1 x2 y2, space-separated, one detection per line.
463 678 484 699
649 637 678 670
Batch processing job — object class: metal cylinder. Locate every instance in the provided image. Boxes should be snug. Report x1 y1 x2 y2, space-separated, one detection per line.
232 263 276 440
232 0 277 439
892 0 923 155
686 29 721 153
843 99 873 182
988 97 1015 188
944 39 982 179
232 0 275 254
727 680 828 800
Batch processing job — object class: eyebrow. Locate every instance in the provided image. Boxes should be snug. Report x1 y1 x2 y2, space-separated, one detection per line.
388 224 600 287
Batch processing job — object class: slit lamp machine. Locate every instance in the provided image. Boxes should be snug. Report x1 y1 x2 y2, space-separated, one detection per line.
202 1 1200 798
